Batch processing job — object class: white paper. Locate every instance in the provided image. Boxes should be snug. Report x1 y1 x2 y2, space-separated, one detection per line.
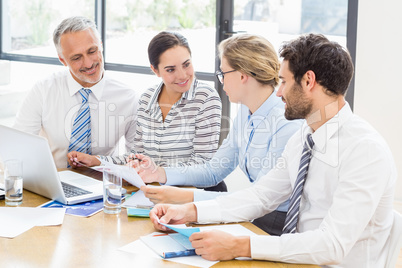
123 190 154 208
119 238 161 258
92 160 145 188
119 238 218 268
115 165 145 188
0 207 66 238
118 224 256 268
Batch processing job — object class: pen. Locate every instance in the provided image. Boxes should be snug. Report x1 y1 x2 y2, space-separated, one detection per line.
72 160 90 168
152 233 168 237
128 156 142 162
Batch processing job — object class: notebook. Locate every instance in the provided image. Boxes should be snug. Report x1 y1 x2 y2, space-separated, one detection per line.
0 125 103 205
140 233 196 259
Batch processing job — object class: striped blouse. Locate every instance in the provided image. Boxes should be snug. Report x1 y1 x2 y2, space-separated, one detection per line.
101 79 222 167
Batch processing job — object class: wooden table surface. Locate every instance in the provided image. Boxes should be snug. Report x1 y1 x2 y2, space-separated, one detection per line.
0 168 319 268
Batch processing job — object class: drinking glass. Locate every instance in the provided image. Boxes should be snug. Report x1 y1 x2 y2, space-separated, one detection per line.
103 169 122 214
4 159 23 206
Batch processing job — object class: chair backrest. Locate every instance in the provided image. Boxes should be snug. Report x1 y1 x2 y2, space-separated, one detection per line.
385 210 402 268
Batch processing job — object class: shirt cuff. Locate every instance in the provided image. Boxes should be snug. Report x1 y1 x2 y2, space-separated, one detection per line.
194 189 227 202
164 167 186 185
250 235 281 261
194 199 222 223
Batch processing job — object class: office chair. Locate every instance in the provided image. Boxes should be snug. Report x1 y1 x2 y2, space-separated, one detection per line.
385 210 402 268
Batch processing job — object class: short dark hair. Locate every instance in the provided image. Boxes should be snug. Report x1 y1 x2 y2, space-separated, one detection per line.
279 33 354 96
148 31 191 69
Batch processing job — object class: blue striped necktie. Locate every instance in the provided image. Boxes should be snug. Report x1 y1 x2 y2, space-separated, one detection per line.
282 133 314 234
68 88 92 167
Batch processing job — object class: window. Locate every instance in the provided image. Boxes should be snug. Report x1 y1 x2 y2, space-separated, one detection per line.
0 0 357 129
228 0 352 118
105 0 216 73
233 0 348 48
2 0 95 57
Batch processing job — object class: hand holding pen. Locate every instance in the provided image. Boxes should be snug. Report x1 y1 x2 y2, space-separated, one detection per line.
126 153 143 169
67 151 101 168
129 156 142 162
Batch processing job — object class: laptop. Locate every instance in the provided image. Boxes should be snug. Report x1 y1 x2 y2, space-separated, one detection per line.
0 125 103 205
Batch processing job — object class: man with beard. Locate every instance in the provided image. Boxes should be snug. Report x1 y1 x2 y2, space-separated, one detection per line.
148 33 397 267
14 16 137 168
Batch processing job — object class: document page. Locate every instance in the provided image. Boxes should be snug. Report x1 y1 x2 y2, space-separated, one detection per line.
0 207 66 238
123 190 154 208
91 159 145 188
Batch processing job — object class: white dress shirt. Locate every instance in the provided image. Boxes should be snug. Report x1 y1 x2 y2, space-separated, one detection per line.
14 70 138 168
164 93 301 213
195 103 397 267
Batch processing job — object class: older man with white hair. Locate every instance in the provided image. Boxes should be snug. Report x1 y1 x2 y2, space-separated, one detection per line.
14 16 138 168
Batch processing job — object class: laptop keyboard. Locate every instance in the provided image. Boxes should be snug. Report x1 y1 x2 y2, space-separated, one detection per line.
61 181 92 198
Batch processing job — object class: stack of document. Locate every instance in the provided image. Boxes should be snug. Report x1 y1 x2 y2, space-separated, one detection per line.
123 190 154 209
88 159 156 217
124 191 154 218
141 233 196 258
141 222 200 258
119 224 258 268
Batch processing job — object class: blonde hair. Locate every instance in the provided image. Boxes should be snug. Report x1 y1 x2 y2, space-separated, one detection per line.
218 34 279 87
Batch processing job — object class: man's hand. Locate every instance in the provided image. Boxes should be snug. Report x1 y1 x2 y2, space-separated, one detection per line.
67 151 100 168
190 230 251 261
129 154 167 184
149 203 197 231
141 185 194 204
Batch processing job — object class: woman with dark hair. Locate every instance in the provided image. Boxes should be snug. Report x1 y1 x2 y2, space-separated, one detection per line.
68 32 222 174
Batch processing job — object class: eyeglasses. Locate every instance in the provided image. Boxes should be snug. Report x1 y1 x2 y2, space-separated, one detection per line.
215 69 236 84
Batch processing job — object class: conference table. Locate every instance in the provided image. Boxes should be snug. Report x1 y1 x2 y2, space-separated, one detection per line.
0 168 319 268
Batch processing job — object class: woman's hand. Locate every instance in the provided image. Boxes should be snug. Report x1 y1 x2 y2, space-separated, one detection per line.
141 185 194 204
128 154 167 184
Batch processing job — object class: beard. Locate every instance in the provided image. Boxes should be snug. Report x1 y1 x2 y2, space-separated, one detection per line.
284 82 313 120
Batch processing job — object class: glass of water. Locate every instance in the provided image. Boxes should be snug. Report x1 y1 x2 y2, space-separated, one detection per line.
103 169 122 214
4 159 23 206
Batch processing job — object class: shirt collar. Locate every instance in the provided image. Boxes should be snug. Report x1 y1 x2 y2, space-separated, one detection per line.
182 78 197 101
146 78 198 112
246 93 281 128
67 70 105 101
301 102 353 152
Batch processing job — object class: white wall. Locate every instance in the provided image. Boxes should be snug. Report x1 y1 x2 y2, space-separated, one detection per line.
354 0 402 202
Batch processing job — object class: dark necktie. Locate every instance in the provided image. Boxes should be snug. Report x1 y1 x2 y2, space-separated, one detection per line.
282 133 314 234
244 117 255 180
